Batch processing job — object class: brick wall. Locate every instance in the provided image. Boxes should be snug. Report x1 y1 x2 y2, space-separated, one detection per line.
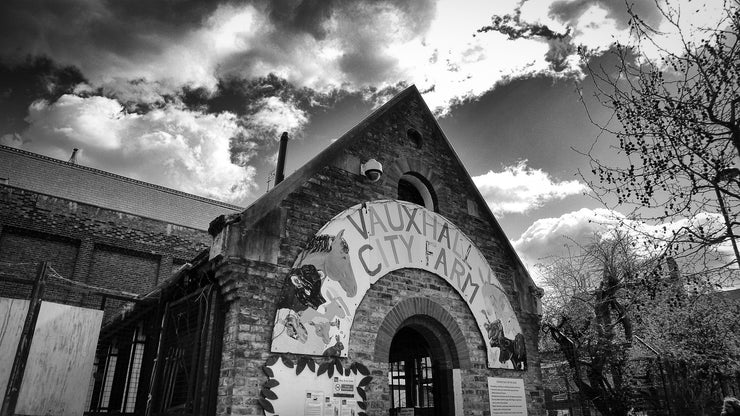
0 227 79 302
214 89 545 415
0 145 242 230
0 184 212 320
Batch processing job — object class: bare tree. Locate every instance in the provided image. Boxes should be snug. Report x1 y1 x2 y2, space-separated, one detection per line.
541 230 740 415
541 231 644 416
581 1 740 277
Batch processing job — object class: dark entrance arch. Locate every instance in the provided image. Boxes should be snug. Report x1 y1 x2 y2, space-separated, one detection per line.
389 325 442 416
375 298 469 416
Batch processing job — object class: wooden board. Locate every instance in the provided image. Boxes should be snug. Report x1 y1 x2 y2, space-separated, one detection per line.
15 301 103 416
0 298 30 403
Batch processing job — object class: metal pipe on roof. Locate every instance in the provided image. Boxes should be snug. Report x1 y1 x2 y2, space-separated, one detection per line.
275 132 289 185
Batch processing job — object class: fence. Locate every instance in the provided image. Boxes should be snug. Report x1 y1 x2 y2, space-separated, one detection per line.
0 261 140 416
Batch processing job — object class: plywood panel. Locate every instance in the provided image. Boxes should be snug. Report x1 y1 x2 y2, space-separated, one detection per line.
0 297 30 404
15 301 103 416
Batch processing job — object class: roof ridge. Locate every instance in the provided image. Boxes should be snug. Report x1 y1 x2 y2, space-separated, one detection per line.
0 144 244 210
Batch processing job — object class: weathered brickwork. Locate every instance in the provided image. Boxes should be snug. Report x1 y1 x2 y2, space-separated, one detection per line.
0 183 213 320
0 228 80 303
215 260 286 416
214 87 545 415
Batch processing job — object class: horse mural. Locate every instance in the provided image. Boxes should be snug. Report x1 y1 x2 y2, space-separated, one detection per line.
484 312 527 370
273 229 357 356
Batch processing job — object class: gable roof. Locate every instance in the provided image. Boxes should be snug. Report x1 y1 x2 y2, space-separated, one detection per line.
236 84 535 284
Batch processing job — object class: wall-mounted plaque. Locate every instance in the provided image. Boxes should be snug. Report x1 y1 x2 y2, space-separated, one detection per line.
488 377 527 416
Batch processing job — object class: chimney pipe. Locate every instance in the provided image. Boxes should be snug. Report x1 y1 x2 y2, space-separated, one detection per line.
68 148 79 165
275 132 289 185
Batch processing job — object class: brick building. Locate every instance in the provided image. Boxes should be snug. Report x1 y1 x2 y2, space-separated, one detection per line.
202 85 545 415
1 85 545 416
0 145 241 414
0 145 241 313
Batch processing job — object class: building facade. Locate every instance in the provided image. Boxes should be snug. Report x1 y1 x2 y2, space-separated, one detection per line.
207 86 545 415
1 85 545 416
0 145 241 414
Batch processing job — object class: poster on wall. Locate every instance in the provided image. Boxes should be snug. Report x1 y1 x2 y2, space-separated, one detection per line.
259 356 371 416
271 200 526 369
487 377 528 416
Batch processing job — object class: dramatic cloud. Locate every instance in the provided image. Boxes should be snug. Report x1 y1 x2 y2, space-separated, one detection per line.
230 95 310 166
0 0 731 207
473 161 587 215
17 94 257 203
513 208 621 267
0 0 578 114
0 57 87 137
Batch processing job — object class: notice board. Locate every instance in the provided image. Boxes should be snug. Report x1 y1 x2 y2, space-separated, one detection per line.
488 377 527 416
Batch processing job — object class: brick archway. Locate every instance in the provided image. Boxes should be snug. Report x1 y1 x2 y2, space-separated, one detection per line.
373 297 471 369
384 157 444 195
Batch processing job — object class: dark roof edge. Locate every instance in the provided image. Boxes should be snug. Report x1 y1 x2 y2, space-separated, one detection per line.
100 249 211 332
0 145 244 211
239 84 419 228
0 183 212 232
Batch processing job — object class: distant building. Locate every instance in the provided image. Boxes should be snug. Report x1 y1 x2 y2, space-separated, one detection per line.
1 86 546 416
0 144 241 318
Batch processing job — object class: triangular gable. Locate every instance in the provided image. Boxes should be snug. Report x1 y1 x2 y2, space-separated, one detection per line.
236 84 535 287
238 85 419 230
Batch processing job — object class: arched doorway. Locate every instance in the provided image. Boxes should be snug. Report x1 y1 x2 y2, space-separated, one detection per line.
387 316 456 416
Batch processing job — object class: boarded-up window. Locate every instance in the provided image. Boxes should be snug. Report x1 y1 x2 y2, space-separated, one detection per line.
0 229 79 301
13 301 103 416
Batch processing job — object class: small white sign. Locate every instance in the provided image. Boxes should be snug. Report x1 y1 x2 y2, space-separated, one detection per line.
488 377 528 416
333 375 355 398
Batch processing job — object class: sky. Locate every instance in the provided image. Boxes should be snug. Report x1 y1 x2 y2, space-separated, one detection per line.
0 0 730 280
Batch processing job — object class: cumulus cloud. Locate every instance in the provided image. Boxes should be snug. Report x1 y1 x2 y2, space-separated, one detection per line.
513 207 621 266
1 0 730 116
230 95 310 166
472 160 587 215
17 94 257 203
0 0 731 209
513 208 737 285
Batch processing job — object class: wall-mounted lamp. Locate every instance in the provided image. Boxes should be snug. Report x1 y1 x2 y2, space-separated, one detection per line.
360 159 383 182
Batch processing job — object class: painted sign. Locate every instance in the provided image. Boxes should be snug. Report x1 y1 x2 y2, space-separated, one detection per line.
271 200 525 369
